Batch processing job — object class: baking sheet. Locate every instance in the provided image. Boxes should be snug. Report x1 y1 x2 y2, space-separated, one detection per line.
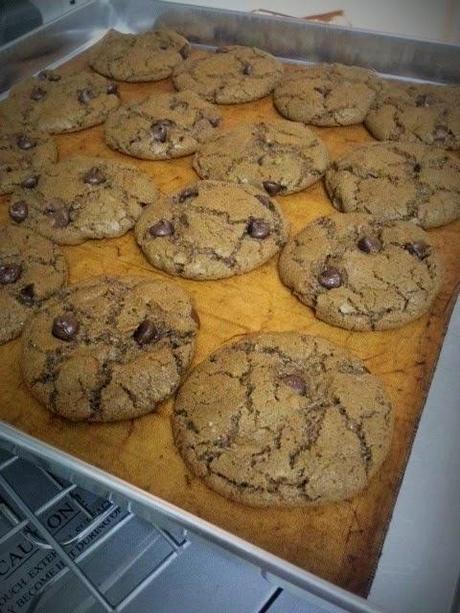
0 47 459 597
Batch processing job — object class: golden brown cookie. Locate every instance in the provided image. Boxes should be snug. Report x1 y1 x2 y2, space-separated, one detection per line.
325 141 460 228
135 180 289 279
89 28 190 82
21 276 199 421
173 332 393 506
279 214 442 331
193 120 329 195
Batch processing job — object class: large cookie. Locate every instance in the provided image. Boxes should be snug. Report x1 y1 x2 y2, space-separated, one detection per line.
135 180 289 279
325 142 460 228
1 69 120 133
173 332 393 507
21 276 199 422
8 156 158 245
0 129 57 195
193 120 329 195
274 63 381 126
89 28 190 82
172 46 283 104
365 81 460 150
0 225 67 345
104 91 222 160
279 214 441 331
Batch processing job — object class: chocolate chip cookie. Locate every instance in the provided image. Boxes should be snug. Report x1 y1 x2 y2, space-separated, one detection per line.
193 120 329 195
1 69 120 133
365 81 460 150
173 332 393 506
0 225 67 345
21 276 199 421
172 46 283 104
89 28 190 82
0 129 57 195
325 142 460 228
274 63 381 126
279 214 442 331
104 91 222 160
135 180 289 279
9 156 159 245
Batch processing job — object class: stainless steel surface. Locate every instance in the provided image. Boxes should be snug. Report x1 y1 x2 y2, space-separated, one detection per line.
0 1 459 611
0 424 377 613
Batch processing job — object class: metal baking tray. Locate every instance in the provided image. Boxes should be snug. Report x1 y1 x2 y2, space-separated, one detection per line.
0 2 459 611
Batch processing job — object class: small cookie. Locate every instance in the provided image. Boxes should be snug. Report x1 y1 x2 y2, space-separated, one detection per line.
193 120 329 195
135 180 289 280
1 69 120 133
0 129 57 195
172 46 283 104
0 225 67 345
173 332 393 507
9 156 159 245
21 276 199 421
274 63 381 126
365 81 460 150
325 142 460 228
89 28 190 82
104 91 222 160
279 214 442 331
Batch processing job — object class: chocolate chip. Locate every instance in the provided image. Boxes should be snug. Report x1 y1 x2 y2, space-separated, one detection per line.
21 175 38 189
151 120 170 143
263 181 282 196
16 134 36 150
281 373 307 395
178 186 198 202
77 88 94 104
405 240 430 260
209 116 221 128
433 126 449 142
149 219 174 237
190 307 200 327
30 87 46 101
318 266 342 289
357 235 382 254
9 201 28 223
242 62 253 75
0 264 22 285
179 45 190 59
133 319 158 345
50 208 70 228
413 162 421 173
52 314 80 341
83 166 106 185
247 218 270 239
18 283 35 305
106 82 118 95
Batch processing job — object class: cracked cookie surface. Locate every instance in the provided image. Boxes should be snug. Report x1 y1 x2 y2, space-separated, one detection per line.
365 81 460 150
9 156 159 245
325 142 460 228
0 69 120 134
279 213 442 331
274 63 381 126
104 91 222 160
89 28 190 82
21 276 199 421
0 129 58 195
172 46 283 104
173 332 393 506
135 180 289 279
0 225 67 345
193 120 329 195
